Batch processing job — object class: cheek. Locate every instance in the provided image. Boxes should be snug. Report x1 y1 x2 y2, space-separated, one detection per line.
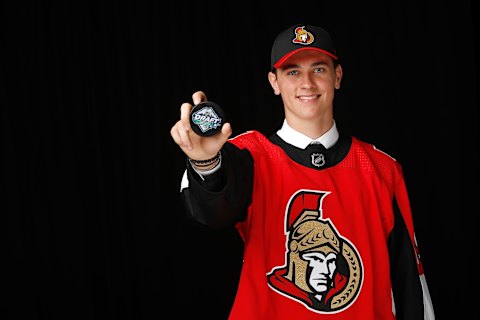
277 81 296 93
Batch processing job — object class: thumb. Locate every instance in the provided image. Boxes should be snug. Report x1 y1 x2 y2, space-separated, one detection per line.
219 122 233 141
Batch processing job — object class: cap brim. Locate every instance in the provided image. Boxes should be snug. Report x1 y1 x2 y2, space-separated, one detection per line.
273 47 338 69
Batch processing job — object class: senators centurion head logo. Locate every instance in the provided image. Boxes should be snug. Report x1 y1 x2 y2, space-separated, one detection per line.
267 190 363 313
292 26 315 45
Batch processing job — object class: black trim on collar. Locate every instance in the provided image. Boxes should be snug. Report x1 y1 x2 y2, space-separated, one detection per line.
269 134 352 170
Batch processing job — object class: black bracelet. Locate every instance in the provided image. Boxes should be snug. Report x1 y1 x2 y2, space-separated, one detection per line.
188 152 221 166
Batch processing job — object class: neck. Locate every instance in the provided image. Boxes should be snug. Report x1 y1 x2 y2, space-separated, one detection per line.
286 116 334 140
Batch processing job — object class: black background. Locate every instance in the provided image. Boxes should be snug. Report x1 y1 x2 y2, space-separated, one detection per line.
2 1 479 319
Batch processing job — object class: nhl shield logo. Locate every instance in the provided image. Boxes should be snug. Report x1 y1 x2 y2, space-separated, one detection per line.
311 153 325 167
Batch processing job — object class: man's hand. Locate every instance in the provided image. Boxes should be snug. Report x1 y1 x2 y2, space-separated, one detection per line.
170 91 232 161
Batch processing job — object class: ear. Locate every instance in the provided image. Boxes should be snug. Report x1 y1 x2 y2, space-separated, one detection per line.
334 64 343 89
268 71 280 95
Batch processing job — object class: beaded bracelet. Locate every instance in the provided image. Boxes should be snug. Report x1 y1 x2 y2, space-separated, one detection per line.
188 152 221 167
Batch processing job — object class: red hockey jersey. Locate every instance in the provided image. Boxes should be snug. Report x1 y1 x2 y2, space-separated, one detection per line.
222 130 429 319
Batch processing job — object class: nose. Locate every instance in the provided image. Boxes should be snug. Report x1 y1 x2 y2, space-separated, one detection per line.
300 73 316 89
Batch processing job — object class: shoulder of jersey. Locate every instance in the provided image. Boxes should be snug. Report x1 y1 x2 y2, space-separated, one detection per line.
353 137 397 162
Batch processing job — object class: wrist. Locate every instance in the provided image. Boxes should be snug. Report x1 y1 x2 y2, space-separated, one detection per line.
188 152 221 171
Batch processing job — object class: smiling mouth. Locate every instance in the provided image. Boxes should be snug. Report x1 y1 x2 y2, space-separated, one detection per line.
297 94 320 101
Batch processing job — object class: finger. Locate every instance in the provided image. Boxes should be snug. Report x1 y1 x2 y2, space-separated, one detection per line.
170 122 185 147
192 91 207 105
172 121 195 152
180 102 193 125
171 100 195 151
177 122 193 151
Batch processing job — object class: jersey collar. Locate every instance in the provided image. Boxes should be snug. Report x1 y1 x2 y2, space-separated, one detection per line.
276 119 339 150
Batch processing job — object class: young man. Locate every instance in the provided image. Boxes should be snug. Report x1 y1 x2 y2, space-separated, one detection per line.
170 24 435 319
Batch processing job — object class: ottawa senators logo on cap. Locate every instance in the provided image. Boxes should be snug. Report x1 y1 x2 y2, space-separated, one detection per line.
292 26 315 45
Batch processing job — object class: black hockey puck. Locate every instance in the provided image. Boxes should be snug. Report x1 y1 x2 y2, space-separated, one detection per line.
190 101 226 137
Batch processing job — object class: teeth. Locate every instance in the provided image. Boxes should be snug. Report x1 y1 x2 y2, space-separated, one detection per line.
298 95 317 100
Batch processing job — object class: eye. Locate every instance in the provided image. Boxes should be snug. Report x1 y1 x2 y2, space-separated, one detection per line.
314 67 326 73
287 70 299 76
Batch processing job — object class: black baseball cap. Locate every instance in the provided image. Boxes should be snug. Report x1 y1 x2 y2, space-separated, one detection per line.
271 24 338 70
